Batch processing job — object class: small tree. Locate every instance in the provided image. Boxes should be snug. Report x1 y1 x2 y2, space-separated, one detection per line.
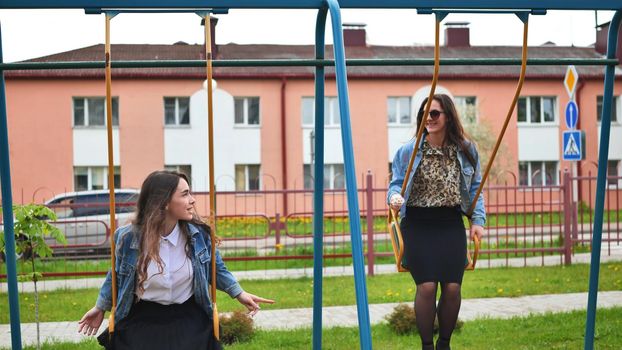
0 204 66 350
463 116 513 184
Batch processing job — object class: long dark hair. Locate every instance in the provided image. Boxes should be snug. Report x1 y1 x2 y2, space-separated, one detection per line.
415 94 476 167
132 170 210 296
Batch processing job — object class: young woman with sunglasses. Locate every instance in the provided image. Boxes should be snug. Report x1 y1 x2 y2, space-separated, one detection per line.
387 94 486 350
78 170 274 349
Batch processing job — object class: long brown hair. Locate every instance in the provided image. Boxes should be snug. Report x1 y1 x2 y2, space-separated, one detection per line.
132 170 210 296
415 94 476 167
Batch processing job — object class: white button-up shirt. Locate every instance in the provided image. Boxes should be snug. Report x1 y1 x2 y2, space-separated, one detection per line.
141 223 194 305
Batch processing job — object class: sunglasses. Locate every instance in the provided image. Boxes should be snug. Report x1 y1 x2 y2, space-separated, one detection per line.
428 110 445 120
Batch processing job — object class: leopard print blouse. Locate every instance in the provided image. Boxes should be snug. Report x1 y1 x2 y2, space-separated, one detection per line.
406 140 461 207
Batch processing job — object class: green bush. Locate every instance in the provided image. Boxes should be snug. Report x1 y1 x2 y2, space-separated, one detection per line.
220 310 255 345
386 303 417 335
385 303 464 336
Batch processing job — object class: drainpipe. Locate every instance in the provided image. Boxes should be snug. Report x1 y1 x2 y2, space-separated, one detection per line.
280 77 289 216
575 81 585 204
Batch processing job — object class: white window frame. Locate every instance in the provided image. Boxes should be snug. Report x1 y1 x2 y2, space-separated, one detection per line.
234 97 260 126
518 161 558 186
596 95 620 124
303 163 344 190
517 96 557 125
73 97 119 127
235 164 261 191
164 97 190 126
164 165 192 185
454 96 478 124
607 160 622 188
301 96 341 128
74 166 120 191
387 96 412 126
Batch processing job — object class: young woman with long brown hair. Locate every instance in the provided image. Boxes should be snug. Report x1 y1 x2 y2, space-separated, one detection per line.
387 94 486 350
78 170 273 349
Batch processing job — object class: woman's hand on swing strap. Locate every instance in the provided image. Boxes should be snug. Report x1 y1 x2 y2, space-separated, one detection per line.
235 291 275 317
389 194 404 211
470 224 484 242
78 306 105 336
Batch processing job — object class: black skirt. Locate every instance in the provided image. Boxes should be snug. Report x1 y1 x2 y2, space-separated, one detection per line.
400 206 467 285
98 296 221 350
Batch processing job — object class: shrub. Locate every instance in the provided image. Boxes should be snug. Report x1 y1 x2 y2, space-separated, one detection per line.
220 310 255 345
386 303 417 335
385 303 464 336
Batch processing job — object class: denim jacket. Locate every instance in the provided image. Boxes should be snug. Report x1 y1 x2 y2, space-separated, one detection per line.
387 136 486 226
95 223 243 322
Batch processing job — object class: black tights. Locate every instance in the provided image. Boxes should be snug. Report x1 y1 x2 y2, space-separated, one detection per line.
414 282 461 350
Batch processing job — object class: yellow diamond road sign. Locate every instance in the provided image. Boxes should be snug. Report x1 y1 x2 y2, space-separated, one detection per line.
564 65 579 98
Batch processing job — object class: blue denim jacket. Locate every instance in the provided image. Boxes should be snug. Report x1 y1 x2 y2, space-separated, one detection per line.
387 136 486 226
95 223 243 322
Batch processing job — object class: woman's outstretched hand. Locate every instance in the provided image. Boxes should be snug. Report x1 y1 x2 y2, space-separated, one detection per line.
78 306 105 336
236 291 275 316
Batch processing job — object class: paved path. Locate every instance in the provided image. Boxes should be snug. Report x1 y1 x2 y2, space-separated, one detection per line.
1 291 621 348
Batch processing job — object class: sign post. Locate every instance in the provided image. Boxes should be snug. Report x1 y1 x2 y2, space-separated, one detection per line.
562 66 584 162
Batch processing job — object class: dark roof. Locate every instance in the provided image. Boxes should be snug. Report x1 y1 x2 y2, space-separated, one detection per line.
6 43 613 80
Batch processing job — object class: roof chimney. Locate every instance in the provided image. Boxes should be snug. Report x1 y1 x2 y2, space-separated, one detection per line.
343 23 367 47
595 21 622 65
200 16 219 58
444 22 470 47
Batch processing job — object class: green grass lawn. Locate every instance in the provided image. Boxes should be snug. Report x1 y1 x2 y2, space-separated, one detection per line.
1 262 620 324
7 307 622 350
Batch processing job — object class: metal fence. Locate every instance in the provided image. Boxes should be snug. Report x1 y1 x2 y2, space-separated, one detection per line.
1 171 621 279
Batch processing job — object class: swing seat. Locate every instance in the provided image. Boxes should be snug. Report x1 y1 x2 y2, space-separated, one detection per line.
388 209 409 272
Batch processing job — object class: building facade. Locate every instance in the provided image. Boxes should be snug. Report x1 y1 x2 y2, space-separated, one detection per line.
4 21 622 214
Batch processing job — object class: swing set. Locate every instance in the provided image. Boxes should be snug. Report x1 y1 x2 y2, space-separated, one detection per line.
0 2 620 350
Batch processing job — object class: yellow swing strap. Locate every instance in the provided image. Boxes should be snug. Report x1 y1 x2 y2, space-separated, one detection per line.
204 13 220 341
463 19 529 270
104 13 118 335
388 18 441 272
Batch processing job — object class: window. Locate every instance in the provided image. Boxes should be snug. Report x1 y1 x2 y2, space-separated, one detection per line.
74 166 121 191
234 97 260 125
301 97 340 127
608 160 620 187
235 164 260 191
73 97 119 127
387 97 412 125
164 97 190 126
596 96 618 123
454 96 477 123
164 165 192 186
517 96 556 124
518 161 558 186
302 164 344 190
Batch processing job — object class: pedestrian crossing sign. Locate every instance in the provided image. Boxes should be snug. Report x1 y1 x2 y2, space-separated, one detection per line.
562 130 583 161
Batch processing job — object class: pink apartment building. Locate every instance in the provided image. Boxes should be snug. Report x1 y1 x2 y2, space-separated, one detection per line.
4 21 622 215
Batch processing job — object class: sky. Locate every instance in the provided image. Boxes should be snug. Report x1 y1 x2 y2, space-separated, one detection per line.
0 9 616 63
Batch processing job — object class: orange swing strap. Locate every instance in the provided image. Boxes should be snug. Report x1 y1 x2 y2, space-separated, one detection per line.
388 17 530 273
387 18 442 273
463 18 529 270
104 13 118 336
204 13 220 341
